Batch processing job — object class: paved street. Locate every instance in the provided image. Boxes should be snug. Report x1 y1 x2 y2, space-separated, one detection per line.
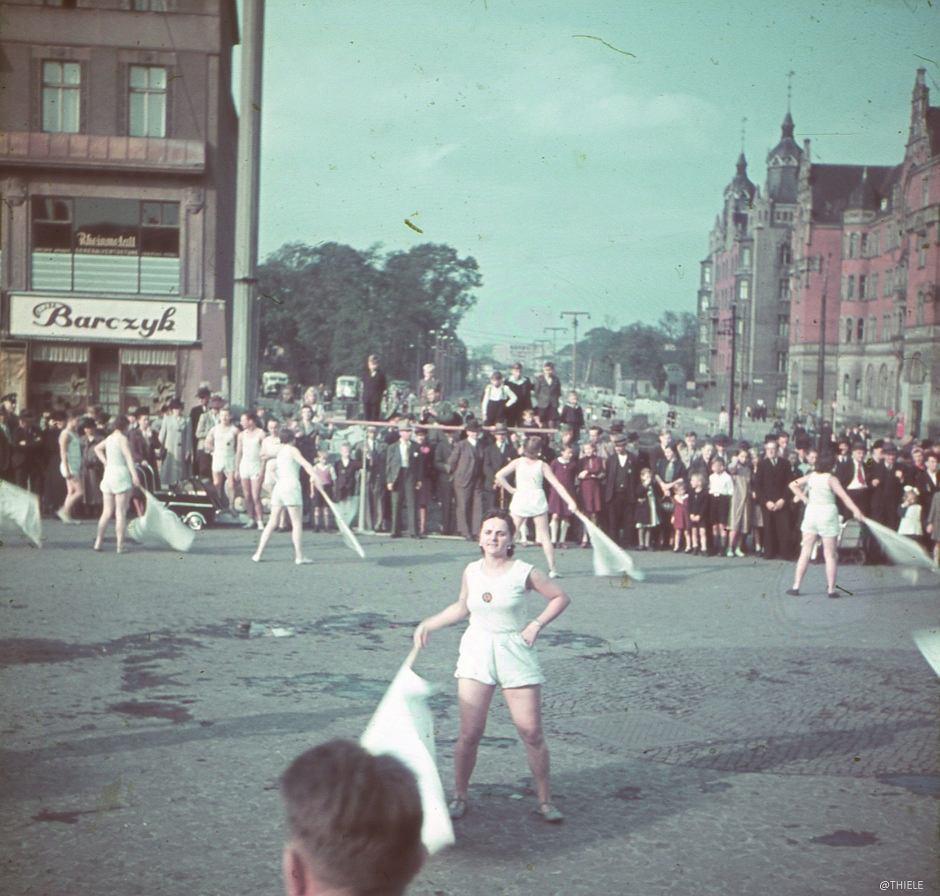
1 523 937 896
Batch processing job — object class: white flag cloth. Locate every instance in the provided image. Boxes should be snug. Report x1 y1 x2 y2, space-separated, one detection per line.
361 649 454 855
576 511 645 580
127 489 194 552
913 630 940 678
314 482 365 559
863 516 937 579
0 480 42 547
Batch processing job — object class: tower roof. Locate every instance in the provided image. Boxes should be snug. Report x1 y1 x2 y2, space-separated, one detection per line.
727 152 756 202
766 111 802 165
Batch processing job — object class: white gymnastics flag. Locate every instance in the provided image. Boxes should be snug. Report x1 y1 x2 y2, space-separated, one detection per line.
576 511 645 581
0 480 42 547
127 490 194 552
315 482 365 559
361 648 454 855
913 630 940 678
863 517 937 580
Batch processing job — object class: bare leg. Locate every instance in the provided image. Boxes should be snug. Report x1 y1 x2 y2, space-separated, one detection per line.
822 535 838 593
224 471 236 510
249 477 264 525
114 491 132 552
213 471 227 509
791 531 816 590
503 685 551 805
453 678 495 799
241 477 256 521
95 492 115 549
253 501 283 560
287 506 308 562
511 513 525 546
62 478 84 520
533 514 555 572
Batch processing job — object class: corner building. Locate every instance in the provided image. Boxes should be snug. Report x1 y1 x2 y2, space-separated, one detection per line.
0 0 237 414
695 113 800 416
789 70 939 438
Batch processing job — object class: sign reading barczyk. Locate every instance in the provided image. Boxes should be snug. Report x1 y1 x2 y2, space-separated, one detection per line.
9 294 198 343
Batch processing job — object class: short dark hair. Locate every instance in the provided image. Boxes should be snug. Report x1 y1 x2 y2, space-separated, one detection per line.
281 740 423 896
479 507 516 557
112 414 130 433
279 429 296 444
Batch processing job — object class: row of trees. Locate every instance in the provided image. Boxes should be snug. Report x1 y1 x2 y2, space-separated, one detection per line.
258 241 481 386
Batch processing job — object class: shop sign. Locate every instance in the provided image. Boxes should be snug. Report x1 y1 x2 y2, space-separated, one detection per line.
9 294 198 343
75 229 138 255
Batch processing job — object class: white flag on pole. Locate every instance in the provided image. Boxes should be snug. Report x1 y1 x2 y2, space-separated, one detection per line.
127 489 195 552
361 648 454 855
576 511 645 580
315 482 365 559
0 480 42 547
863 516 937 581
913 630 940 678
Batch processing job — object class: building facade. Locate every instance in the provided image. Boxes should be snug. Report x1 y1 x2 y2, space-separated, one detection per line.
695 113 799 417
0 0 237 415
789 70 939 438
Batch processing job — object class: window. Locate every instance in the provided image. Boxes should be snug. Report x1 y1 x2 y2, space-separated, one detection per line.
129 66 167 137
849 233 859 258
865 365 875 406
853 378 861 401
871 273 879 298
738 279 749 301
860 233 868 257
859 274 867 299
741 247 751 267
779 277 790 300
918 243 927 268
702 264 712 286
842 374 849 397
883 313 891 339
884 269 892 295
857 318 864 342
841 275 848 299
923 176 930 209
916 290 925 325
870 231 880 256
847 275 855 299
845 318 853 343
42 61 80 133
780 243 791 265
869 315 876 342
132 0 168 10
778 316 789 338
877 365 889 408
777 352 788 374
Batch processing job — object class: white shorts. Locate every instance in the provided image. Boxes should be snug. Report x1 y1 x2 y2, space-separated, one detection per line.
509 488 548 519
239 460 262 480
454 626 544 689
212 456 236 475
801 504 841 538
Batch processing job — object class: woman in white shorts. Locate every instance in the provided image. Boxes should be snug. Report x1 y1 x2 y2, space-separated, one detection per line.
260 417 287 530
414 509 571 824
205 407 239 512
56 410 84 523
251 429 318 565
495 436 578 578
93 415 141 553
235 412 265 529
787 452 864 598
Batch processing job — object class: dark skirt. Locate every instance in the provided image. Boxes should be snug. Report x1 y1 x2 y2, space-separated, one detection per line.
709 494 730 527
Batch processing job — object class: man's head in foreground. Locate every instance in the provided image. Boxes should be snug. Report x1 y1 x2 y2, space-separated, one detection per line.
280 739 424 896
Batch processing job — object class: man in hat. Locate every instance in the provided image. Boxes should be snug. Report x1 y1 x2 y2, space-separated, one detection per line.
194 394 222 479
433 425 458 534
580 423 611 461
604 431 637 546
386 421 421 537
626 431 650 475
190 386 211 464
484 422 514 511
418 386 455 436
446 419 486 539
356 424 388 532
870 442 904 534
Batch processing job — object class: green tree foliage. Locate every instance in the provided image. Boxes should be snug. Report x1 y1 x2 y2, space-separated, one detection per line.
578 311 697 390
258 241 481 384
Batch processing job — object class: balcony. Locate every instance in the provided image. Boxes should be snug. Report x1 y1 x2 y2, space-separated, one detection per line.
0 131 205 175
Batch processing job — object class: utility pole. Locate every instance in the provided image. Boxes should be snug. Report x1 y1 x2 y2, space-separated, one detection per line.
230 0 265 408
728 302 737 440
543 326 566 357
560 311 590 387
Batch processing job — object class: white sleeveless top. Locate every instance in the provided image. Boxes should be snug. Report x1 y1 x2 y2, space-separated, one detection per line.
805 472 837 508
211 424 238 462
465 559 534 634
515 458 543 491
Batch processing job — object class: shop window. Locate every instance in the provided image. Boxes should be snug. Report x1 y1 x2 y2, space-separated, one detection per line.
120 347 176 409
28 342 89 412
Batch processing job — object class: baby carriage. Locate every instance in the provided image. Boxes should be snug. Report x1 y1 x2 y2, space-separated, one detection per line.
837 518 867 565
150 477 222 530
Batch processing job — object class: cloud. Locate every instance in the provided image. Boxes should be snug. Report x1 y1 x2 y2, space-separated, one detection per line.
407 143 461 170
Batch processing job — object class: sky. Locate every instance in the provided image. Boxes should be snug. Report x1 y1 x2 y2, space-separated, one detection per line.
248 0 939 347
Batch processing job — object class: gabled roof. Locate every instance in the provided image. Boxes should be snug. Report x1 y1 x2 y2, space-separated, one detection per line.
808 163 898 223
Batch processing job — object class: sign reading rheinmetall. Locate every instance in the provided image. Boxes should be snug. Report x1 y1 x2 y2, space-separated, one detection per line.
10 294 198 343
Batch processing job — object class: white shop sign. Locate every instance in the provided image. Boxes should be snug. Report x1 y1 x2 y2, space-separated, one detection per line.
10 294 198 343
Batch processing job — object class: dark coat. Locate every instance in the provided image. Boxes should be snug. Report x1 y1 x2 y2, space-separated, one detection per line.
333 458 361 501
753 456 793 506
604 452 636 504
386 440 423 486
532 374 561 411
446 438 486 489
870 461 905 527
483 439 515 487
356 439 386 486
362 369 388 403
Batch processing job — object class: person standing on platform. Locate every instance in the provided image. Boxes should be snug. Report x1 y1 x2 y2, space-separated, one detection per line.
386 422 421 538
559 391 585 443
362 354 387 422
480 371 517 426
505 362 532 428
576 439 605 547
533 361 561 429
753 435 793 560
413 426 435 537
418 363 442 403
447 419 487 540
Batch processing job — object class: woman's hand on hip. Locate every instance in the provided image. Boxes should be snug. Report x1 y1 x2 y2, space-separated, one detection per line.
520 622 540 647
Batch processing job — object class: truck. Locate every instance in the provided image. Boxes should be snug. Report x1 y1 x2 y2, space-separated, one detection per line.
261 371 289 397
334 375 361 418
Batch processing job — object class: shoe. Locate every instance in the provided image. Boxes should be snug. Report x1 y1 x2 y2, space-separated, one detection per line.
536 802 564 823
684 547 692 553
734 547 745 557
548 570 560 579
827 590 840 599
56 508 69 524
295 557 314 565
92 539 102 552
257 520 264 530
785 588 800 596
251 554 261 563
726 548 734 557
448 797 467 819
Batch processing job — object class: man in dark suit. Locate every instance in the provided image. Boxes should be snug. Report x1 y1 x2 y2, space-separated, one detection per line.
356 425 387 532
532 361 562 428
446 419 486 539
433 430 458 535
870 443 904 533
386 422 421 537
189 386 210 463
483 423 515 512
753 435 793 560
362 354 388 422
604 433 636 547
915 452 939 536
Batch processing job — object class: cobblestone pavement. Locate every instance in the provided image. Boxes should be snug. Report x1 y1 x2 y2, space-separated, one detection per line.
0 524 937 896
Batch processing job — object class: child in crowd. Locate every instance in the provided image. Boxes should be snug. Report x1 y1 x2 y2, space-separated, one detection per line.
559 391 585 442
310 448 334 531
635 467 659 550
897 486 923 539
709 456 733 556
576 440 605 547
688 472 709 555
671 479 690 552
549 444 578 547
